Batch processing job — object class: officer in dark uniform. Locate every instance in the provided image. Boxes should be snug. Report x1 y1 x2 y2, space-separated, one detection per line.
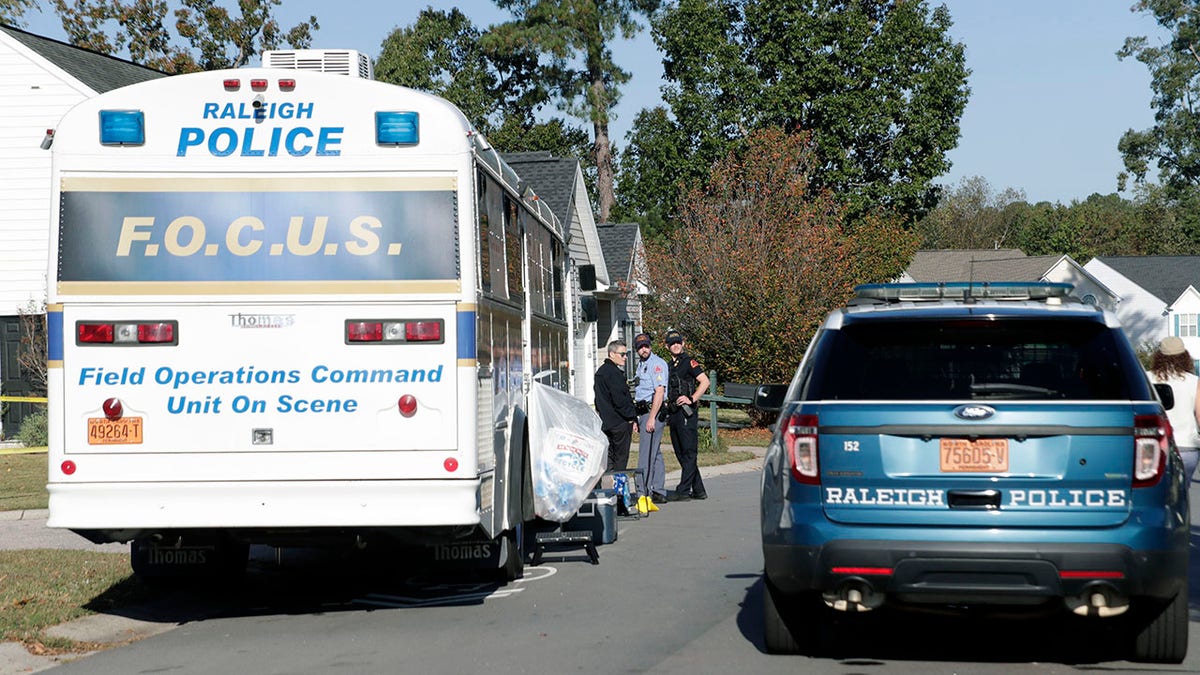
664 330 710 501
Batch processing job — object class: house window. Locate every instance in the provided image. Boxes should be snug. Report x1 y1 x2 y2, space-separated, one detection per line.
1179 314 1198 338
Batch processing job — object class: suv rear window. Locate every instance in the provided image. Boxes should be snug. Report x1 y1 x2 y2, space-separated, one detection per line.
804 318 1147 401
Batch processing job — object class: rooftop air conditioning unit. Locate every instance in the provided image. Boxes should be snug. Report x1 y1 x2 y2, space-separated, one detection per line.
261 49 373 80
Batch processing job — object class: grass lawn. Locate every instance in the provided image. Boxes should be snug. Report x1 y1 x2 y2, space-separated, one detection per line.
1 452 48 511
0 549 150 653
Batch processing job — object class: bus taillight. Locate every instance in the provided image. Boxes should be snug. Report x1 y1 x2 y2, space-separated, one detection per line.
137 323 175 343
78 323 114 343
250 79 268 90
346 319 444 344
76 321 178 345
278 79 296 91
347 321 383 342
406 321 441 342
223 78 240 90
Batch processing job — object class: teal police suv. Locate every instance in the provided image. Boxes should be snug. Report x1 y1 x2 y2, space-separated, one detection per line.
758 282 1189 662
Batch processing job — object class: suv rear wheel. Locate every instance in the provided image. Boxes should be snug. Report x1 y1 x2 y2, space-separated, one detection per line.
1131 588 1188 663
764 581 825 654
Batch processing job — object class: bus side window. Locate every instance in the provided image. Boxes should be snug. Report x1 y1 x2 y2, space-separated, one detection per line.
504 195 523 301
485 177 506 299
551 238 564 319
476 172 491 295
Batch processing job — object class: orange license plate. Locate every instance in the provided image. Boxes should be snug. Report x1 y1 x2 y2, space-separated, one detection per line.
87 417 143 445
939 438 1008 472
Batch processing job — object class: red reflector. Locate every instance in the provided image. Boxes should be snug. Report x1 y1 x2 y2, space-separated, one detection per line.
250 78 267 90
831 567 893 576
1060 570 1125 579
61 460 76 475
444 458 459 472
137 323 174 343
223 78 240 89
406 321 442 342
398 394 417 417
102 398 123 420
78 323 114 343
278 78 296 90
347 322 383 342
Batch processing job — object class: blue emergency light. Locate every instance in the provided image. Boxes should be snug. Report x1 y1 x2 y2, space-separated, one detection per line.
375 111 419 146
99 110 145 145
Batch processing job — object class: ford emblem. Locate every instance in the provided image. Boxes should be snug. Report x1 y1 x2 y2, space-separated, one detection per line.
953 404 995 420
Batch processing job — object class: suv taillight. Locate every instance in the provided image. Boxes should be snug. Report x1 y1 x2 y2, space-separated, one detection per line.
1133 413 1169 487
784 413 820 484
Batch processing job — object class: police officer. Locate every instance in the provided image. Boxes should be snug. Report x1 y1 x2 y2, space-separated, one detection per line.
594 339 637 472
633 332 668 504
664 330 710 501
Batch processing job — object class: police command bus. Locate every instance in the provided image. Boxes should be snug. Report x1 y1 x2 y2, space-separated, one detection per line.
44 50 588 581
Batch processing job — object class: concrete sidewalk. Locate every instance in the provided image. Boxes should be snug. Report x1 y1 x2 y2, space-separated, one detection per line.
0 446 767 674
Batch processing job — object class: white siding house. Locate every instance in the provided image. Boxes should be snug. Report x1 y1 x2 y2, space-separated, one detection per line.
1084 256 1200 358
0 25 162 435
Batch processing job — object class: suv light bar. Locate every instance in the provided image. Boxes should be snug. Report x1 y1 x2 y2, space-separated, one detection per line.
855 282 1074 302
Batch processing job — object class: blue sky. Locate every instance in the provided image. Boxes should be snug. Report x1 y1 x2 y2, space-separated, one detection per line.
21 1 1168 204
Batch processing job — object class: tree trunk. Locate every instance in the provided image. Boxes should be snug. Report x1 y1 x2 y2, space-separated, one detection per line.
594 121 614 222
591 76 615 222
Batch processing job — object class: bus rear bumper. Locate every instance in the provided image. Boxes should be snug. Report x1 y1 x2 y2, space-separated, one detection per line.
47 479 484 536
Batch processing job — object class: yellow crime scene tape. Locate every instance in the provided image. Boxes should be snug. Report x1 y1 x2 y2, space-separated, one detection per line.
0 396 49 454
0 396 48 403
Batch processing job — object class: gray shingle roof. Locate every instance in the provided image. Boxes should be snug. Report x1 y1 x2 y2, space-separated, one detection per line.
1093 256 1200 303
500 151 579 227
906 249 1061 283
595 222 638 281
0 23 164 92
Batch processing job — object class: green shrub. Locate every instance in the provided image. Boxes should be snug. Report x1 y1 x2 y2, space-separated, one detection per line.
17 410 48 448
697 426 729 453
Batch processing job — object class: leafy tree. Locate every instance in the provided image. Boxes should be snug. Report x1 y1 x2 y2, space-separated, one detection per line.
615 0 752 234
644 128 918 386
50 0 317 73
0 0 37 26
916 176 1027 249
375 8 592 163
623 0 969 229
486 0 662 222
1117 0 1200 198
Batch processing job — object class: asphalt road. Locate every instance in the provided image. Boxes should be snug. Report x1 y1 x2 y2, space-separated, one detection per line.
7 460 1200 674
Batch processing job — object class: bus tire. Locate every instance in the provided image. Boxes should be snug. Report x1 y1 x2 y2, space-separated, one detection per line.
496 526 524 582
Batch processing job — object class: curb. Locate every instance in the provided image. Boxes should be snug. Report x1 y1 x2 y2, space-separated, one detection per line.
0 509 49 521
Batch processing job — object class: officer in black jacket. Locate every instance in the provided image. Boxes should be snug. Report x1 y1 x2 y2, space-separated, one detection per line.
594 339 638 472
665 330 710 500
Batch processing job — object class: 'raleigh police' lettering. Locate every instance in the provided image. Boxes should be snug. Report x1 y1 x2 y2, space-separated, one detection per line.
178 101 341 157
824 487 1127 508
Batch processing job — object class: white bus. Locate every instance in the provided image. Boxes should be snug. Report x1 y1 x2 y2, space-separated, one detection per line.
45 49 593 581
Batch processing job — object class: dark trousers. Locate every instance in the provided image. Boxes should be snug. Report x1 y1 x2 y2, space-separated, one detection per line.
668 409 705 496
604 422 632 472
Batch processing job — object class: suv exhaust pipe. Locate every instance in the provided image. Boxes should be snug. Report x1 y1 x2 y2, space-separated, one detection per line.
1065 583 1129 618
822 579 885 612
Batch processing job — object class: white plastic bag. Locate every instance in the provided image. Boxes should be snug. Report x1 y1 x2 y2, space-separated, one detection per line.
528 382 607 522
